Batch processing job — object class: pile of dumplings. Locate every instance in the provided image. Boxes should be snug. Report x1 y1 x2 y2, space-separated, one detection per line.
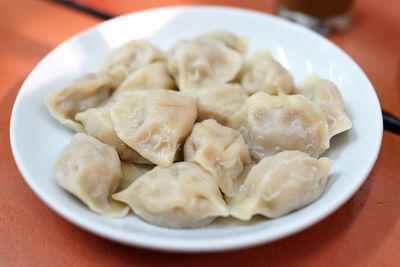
46 31 352 229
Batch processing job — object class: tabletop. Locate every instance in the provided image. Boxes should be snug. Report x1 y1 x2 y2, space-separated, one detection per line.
1 0 400 266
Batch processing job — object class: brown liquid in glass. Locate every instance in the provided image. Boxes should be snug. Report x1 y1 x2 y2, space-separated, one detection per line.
280 0 353 18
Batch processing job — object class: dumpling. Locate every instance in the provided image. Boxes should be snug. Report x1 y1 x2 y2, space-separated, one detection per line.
297 74 352 138
117 162 154 191
227 92 329 161
195 31 248 55
112 162 229 228
53 133 129 217
190 82 248 124
167 38 242 90
115 62 176 93
75 103 150 164
100 40 164 85
45 73 116 132
227 164 254 199
238 49 294 95
110 90 197 167
184 119 251 197
230 150 333 220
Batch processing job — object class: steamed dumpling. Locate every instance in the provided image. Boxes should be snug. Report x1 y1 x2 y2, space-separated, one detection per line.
227 92 329 161
113 162 229 228
110 90 197 167
190 82 248 124
195 31 248 55
115 62 176 92
238 49 294 95
167 38 242 90
75 103 150 164
230 150 333 220
100 40 164 85
54 133 129 217
184 119 251 197
45 73 116 132
297 74 352 138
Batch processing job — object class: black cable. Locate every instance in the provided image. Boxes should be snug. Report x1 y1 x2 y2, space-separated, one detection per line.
48 0 114 20
382 111 400 135
47 0 400 136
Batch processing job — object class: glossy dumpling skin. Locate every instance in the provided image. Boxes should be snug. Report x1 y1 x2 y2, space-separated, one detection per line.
113 162 229 228
75 103 150 164
238 49 294 95
297 74 352 138
117 162 154 191
190 82 248 124
45 73 116 132
195 31 248 55
167 38 242 90
100 40 164 85
227 92 329 161
230 150 333 220
116 62 176 93
110 90 197 167
184 119 251 197
54 133 129 217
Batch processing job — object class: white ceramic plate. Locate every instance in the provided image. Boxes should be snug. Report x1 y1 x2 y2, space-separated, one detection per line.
10 6 382 252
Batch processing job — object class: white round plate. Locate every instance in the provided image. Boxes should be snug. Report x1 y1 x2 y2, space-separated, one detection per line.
10 6 382 252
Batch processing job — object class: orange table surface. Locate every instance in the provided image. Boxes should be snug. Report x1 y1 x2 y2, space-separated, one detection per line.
1 0 400 266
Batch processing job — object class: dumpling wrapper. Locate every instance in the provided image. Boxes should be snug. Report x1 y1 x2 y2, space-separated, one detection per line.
46 73 116 132
75 103 150 164
238 49 294 95
227 92 330 161
113 162 229 228
110 90 197 167
115 62 176 93
195 30 248 55
297 74 352 138
54 133 129 217
230 150 333 220
117 162 154 191
100 40 164 85
189 82 248 124
184 119 251 197
167 38 242 90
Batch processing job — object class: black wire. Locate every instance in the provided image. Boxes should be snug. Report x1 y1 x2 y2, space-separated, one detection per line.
48 0 115 20
48 0 400 136
382 111 400 135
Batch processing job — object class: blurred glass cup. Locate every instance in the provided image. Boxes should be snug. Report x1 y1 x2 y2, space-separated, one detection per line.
276 0 354 35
